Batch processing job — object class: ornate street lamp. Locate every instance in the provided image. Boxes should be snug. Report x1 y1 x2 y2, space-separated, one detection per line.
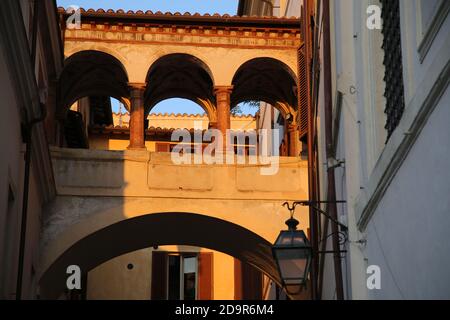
272 207 312 295
273 201 348 296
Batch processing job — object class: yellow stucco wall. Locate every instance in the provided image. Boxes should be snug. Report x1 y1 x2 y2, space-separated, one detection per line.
86 112 256 151
88 136 158 151
64 39 299 86
86 246 234 300
144 113 256 131
40 148 309 299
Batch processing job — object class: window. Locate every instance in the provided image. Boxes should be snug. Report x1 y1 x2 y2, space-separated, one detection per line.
167 254 198 300
234 259 263 300
380 0 406 141
152 251 212 300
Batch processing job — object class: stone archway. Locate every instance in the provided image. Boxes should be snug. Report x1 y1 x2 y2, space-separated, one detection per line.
39 212 281 299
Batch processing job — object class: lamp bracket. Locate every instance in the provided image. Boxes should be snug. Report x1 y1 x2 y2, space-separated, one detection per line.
326 158 345 170
283 200 349 232
282 201 299 219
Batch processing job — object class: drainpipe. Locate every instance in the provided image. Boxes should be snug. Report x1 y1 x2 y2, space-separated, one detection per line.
303 0 318 300
16 0 46 299
322 0 345 300
30 0 40 67
16 105 47 300
16 104 47 300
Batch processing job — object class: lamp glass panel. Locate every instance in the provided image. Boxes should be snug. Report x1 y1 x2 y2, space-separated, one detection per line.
274 249 309 282
275 230 309 246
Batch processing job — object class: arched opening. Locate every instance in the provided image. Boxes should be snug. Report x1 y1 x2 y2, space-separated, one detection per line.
145 54 215 119
232 58 298 157
232 57 297 109
59 51 130 149
67 96 133 150
39 213 285 300
60 50 129 113
142 54 221 153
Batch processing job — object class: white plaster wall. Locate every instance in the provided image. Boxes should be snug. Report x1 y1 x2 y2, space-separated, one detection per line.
364 86 450 299
325 0 450 300
400 0 450 106
357 0 450 299
319 0 370 300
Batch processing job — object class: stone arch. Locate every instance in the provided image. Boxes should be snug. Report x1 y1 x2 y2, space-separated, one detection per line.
39 212 281 299
145 53 217 122
211 51 298 87
58 50 130 118
64 44 130 74
231 57 298 116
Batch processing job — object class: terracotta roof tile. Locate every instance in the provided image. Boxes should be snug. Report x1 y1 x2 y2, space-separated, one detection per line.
111 112 255 119
89 124 256 134
57 7 300 20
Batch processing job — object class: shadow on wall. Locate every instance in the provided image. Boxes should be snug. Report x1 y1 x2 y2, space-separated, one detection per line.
39 212 282 300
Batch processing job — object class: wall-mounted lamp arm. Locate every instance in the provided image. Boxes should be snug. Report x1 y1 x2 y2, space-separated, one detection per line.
283 200 348 231
289 200 348 232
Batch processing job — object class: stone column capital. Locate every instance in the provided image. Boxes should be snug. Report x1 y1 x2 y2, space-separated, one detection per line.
214 85 234 95
128 82 147 95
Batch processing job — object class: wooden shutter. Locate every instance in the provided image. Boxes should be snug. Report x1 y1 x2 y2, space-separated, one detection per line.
234 259 243 300
234 259 263 300
151 251 167 300
297 46 309 139
198 252 213 300
156 143 170 152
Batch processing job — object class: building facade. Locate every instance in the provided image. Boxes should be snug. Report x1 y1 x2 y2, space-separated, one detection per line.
0 0 63 299
241 0 450 300
318 0 450 300
4 0 446 301
66 105 264 300
1 1 311 300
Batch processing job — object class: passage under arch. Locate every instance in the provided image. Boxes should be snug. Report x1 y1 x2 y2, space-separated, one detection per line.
39 212 281 299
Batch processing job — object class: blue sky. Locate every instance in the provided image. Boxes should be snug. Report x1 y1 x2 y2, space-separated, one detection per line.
57 0 238 15
58 1 256 115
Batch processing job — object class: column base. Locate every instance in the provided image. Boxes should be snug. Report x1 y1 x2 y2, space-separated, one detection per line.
127 145 147 151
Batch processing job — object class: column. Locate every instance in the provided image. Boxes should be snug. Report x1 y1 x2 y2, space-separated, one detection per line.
128 83 146 150
214 86 233 152
288 123 300 157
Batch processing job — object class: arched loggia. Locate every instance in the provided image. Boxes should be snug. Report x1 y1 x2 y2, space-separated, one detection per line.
58 51 130 149
231 58 299 156
39 212 282 300
231 57 297 115
59 50 130 115
145 54 217 123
